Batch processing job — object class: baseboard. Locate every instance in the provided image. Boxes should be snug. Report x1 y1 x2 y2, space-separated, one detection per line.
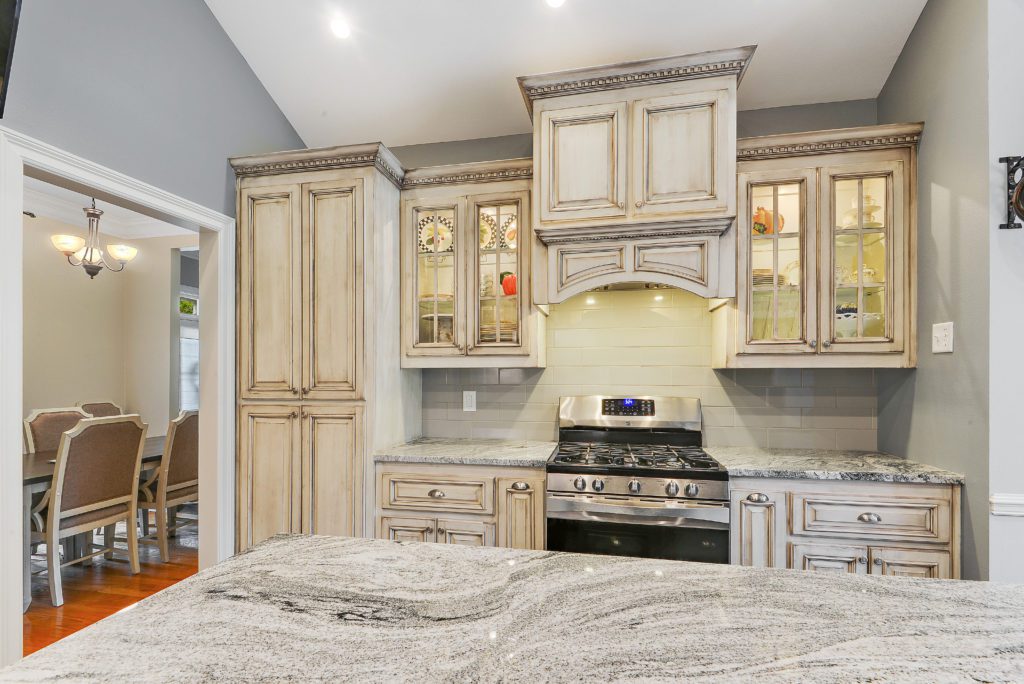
990 493 1024 517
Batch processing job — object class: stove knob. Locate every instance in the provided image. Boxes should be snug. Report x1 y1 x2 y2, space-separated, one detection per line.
573 476 587 491
665 481 680 497
684 483 700 498
628 479 642 494
591 478 605 493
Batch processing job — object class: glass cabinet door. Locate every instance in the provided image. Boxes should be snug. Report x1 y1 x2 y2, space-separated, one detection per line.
411 204 462 353
469 191 530 355
738 169 816 354
820 160 905 353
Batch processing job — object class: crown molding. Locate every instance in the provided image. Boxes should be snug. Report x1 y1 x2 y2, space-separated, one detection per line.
230 142 405 189
517 46 755 114
401 158 532 189
738 122 925 161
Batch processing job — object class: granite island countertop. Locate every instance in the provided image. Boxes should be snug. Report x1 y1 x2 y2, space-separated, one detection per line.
374 437 556 468
707 447 965 484
5 535 1022 683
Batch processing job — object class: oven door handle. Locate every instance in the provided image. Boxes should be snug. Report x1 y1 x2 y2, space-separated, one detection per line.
546 496 730 529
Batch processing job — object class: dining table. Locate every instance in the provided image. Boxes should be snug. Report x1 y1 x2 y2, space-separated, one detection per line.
22 435 166 612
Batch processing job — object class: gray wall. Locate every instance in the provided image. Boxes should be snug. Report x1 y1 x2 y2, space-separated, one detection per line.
875 0 990 580
180 253 200 289
2 0 303 216
391 100 877 169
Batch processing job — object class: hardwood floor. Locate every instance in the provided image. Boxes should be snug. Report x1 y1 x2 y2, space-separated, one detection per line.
23 521 198 656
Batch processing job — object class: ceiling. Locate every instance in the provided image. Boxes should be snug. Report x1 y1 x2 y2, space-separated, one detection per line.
23 178 192 239
205 0 927 149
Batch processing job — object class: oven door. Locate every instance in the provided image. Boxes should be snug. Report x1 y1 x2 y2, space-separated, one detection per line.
546 494 730 564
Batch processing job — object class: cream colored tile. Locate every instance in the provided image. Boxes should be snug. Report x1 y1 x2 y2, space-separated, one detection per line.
766 387 836 409
835 388 878 409
800 408 874 430
835 429 878 451
671 366 724 387
734 368 803 388
422 419 470 439
422 405 449 422
734 407 802 429
701 406 736 427
447 403 501 422
704 427 769 447
801 369 875 388
700 385 766 408
608 366 677 386
767 429 837 449
421 368 449 385
500 403 559 423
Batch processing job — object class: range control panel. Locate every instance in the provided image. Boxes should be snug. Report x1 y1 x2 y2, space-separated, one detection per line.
601 398 655 416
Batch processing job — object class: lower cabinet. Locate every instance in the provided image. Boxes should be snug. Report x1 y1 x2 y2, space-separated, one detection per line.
731 477 961 579
375 464 545 550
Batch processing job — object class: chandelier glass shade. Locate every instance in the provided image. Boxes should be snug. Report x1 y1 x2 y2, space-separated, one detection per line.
50 200 138 278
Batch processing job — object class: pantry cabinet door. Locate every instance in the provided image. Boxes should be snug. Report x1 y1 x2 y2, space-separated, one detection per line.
537 102 628 224
736 168 818 356
301 179 363 400
790 542 868 575
631 89 732 218
819 158 908 355
301 405 363 538
239 184 302 399
237 405 301 550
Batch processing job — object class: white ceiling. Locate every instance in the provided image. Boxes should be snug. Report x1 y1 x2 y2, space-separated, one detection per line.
205 0 926 149
23 178 192 239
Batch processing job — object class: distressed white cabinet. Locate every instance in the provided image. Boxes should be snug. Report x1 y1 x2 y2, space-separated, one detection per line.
730 486 788 569
400 159 545 368
519 48 754 303
712 123 922 369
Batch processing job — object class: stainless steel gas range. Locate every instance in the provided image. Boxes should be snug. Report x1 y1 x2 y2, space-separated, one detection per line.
545 395 729 564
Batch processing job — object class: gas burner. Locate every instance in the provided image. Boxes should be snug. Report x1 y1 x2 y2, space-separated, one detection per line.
551 442 723 473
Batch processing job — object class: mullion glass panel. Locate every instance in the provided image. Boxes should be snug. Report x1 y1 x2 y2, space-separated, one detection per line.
415 208 456 345
749 182 801 342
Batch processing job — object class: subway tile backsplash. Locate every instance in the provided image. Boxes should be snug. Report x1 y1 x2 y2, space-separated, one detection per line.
422 289 877 448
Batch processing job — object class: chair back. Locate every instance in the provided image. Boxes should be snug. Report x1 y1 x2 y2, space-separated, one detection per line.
77 401 124 418
24 407 91 453
161 411 198 494
49 415 148 532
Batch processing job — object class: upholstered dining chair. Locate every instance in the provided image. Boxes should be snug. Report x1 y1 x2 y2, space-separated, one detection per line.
31 414 148 606
76 400 124 418
138 410 198 562
23 407 91 533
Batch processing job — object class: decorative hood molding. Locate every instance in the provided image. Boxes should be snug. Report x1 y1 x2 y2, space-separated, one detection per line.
230 142 404 189
738 122 924 161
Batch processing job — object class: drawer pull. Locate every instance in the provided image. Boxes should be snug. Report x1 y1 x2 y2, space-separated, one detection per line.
746 493 769 504
511 482 531 491
873 557 883 566
857 512 882 524
428 489 447 499
858 556 867 565
437 527 445 536
426 526 434 535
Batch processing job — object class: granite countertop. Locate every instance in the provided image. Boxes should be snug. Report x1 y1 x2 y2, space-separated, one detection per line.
707 447 965 484
374 437 556 468
6 535 1023 683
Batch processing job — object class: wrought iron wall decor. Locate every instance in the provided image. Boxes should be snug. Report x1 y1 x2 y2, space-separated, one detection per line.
999 155 1024 229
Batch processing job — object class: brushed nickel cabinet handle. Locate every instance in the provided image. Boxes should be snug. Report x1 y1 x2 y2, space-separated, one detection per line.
858 556 867 565
511 482 531 491
857 512 882 523
746 493 769 504
809 339 817 349
873 557 883 567
428 489 446 499
822 341 832 349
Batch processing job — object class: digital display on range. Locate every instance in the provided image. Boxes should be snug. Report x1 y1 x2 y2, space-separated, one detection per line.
602 398 654 416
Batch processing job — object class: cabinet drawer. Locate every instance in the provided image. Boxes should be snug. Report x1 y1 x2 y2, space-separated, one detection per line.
381 473 494 514
790 492 950 543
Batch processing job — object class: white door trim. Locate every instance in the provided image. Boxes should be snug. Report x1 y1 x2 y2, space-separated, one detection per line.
990 494 1024 517
0 125 235 664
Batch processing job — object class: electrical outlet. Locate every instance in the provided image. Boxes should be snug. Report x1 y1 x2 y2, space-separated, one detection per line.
462 390 477 412
932 322 954 353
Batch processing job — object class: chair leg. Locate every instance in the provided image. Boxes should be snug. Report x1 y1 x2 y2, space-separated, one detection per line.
80 531 94 567
156 506 170 563
47 534 63 607
139 509 150 537
168 506 178 538
103 524 116 559
126 515 141 574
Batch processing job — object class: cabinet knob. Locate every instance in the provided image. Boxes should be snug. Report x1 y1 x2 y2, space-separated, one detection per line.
617 201 625 209
873 557 883 567
426 526 434 535
857 512 882 524
302 387 310 393
809 339 817 349
290 411 298 418
746 493 769 504
428 489 446 499
437 528 445 536
290 388 299 395
822 341 831 349
511 481 531 491
858 556 867 565
635 200 643 208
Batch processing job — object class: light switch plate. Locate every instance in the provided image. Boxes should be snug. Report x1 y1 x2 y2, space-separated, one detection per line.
462 390 477 412
932 322 954 353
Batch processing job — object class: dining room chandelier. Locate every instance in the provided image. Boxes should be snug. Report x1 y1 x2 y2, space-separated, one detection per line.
49 199 138 278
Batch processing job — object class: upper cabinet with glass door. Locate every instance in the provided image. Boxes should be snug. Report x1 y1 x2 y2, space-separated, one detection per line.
711 123 922 369
401 159 545 368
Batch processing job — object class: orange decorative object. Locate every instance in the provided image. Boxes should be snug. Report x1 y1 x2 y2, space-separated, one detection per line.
500 272 517 296
752 206 784 235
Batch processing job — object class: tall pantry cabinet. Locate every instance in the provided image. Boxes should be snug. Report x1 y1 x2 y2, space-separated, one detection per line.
230 143 421 551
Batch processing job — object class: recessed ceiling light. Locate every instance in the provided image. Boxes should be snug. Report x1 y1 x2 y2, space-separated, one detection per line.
330 15 351 39
546 0 566 7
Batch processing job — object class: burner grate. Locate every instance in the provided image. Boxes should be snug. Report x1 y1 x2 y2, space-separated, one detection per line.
552 441 722 471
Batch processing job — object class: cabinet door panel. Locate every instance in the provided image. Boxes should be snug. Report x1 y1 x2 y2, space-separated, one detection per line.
736 168 817 355
819 159 906 354
497 477 545 550
302 406 362 537
870 547 950 579
632 90 731 216
538 102 627 223
736 496 776 568
438 519 494 547
237 405 300 550
303 180 362 399
380 516 435 543
791 542 868 575
239 185 301 399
